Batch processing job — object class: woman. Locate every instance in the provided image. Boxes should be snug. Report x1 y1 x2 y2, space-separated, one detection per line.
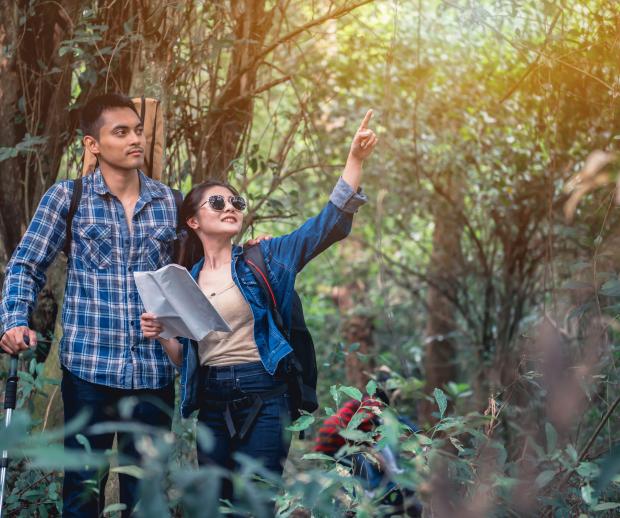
140 110 377 504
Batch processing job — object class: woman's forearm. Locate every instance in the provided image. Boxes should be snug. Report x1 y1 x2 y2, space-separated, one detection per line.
158 336 182 367
342 153 363 191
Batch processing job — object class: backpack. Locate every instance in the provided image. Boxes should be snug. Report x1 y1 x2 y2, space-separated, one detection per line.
81 97 164 179
243 244 319 421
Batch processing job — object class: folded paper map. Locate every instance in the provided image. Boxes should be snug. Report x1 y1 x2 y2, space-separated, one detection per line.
134 264 231 341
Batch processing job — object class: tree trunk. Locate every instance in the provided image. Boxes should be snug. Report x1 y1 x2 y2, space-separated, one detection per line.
419 179 464 424
332 278 375 389
0 0 140 367
197 0 274 182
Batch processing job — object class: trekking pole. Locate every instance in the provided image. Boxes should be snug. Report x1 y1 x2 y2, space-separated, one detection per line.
0 337 24 518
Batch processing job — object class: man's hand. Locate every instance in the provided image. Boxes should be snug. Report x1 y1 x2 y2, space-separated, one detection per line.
140 312 164 339
244 235 273 247
348 109 378 162
0 326 37 354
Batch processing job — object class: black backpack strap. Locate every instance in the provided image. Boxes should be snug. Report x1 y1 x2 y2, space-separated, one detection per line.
171 188 184 263
243 245 288 338
149 100 159 175
171 188 183 223
64 177 83 256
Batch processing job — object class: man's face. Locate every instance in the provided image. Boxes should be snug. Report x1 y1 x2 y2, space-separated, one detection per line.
86 107 146 171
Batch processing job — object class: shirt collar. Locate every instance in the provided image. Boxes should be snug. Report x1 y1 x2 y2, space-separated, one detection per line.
92 168 111 196
91 168 165 201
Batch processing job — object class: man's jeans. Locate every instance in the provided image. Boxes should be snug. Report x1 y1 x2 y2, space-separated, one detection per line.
61 368 174 518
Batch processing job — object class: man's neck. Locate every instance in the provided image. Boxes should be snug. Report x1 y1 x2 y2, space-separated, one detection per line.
99 163 140 199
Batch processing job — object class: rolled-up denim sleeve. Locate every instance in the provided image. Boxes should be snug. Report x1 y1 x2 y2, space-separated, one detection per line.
329 177 368 214
265 178 368 273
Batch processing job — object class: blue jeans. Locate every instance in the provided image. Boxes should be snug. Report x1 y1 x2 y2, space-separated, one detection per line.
61 368 174 518
196 361 292 503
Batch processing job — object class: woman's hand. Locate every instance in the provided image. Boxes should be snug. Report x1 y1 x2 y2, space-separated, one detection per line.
141 312 163 339
343 110 377 191
244 234 272 247
141 312 182 366
349 109 378 162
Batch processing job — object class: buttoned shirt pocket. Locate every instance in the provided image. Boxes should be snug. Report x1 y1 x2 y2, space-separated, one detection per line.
77 223 112 270
146 226 176 270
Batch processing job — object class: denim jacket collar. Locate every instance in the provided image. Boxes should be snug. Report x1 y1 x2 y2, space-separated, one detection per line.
189 245 244 280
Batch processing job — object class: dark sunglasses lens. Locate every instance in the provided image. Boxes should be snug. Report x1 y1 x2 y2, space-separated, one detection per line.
231 196 246 211
208 195 226 210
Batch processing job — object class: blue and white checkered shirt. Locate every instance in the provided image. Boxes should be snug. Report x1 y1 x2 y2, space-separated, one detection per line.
0 170 177 389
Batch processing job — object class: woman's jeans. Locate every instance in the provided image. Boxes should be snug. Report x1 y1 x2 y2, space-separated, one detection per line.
196 361 292 501
61 368 174 518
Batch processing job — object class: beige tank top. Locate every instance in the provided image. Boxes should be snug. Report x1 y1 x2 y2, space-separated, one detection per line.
197 265 261 366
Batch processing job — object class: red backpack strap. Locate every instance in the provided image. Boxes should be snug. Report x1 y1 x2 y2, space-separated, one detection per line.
243 244 288 337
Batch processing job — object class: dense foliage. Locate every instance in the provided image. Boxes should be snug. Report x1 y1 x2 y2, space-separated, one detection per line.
1 0 620 516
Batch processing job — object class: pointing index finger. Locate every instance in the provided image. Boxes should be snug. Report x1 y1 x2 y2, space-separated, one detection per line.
359 109 373 130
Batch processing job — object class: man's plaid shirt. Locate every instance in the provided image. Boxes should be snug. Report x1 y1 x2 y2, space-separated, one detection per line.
1 170 177 389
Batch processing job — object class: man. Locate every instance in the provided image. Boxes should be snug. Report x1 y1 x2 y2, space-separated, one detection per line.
0 93 178 517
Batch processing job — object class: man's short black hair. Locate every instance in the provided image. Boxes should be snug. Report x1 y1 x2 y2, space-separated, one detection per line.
79 93 140 139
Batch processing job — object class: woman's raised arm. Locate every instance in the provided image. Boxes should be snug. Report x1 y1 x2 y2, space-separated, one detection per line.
263 110 378 273
342 109 377 191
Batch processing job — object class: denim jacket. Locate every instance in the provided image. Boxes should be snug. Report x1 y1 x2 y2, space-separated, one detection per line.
179 178 367 417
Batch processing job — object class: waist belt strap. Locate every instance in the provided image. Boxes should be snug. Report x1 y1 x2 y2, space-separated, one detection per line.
204 384 288 440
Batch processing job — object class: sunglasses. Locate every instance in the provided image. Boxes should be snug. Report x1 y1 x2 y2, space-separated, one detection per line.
200 194 247 212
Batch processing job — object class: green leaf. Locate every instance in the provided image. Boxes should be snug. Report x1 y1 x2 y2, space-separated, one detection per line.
596 447 620 494
23 445 107 470
338 428 371 441
102 503 128 515
582 484 596 505
492 476 520 489
340 386 363 402
366 379 377 396
433 388 448 418
577 462 600 479
416 434 433 445
75 434 92 454
563 280 592 290
301 452 335 462
545 422 557 454
0 147 19 162
450 437 465 453
347 409 371 432
286 414 314 432
330 385 341 407
600 279 620 297
535 470 556 488
567 444 579 463
591 502 620 511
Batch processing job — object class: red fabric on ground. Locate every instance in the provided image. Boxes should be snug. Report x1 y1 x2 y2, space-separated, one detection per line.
314 396 384 456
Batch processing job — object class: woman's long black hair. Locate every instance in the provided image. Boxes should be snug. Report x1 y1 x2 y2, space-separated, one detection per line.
175 179 241 269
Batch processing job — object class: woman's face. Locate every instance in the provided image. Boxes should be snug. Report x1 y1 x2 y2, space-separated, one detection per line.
188 186 245 239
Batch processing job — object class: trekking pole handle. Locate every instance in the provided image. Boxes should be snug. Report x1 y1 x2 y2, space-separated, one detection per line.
3 357 18 411
1 334 23 411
